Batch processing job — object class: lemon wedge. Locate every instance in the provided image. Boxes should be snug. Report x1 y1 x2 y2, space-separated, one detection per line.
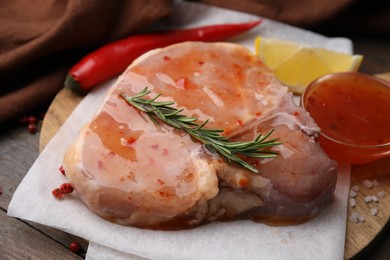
255 36 363 94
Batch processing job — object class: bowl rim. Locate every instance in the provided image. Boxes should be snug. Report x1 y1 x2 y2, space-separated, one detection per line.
301 72 390 149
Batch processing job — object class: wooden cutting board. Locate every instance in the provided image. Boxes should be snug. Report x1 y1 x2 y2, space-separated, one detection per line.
39 73 390 259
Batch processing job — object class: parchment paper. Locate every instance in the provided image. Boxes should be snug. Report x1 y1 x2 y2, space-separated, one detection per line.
9 1 352 259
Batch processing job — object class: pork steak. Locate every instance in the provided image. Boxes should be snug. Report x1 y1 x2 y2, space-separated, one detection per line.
63 42 338 230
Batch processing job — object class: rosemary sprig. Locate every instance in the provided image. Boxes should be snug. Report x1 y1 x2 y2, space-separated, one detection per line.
120 87 282 173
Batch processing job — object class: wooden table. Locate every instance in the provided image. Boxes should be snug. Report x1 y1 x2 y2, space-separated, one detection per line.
1 35 390 259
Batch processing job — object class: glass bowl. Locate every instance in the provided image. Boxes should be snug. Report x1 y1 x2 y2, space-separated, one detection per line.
301 72 390 164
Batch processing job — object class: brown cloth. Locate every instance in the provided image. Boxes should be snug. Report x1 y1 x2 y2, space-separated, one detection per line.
200 0 356 27
0 0 171 124
199 0 390 34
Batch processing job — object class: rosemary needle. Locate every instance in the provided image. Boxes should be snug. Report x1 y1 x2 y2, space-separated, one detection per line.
120 87 282 173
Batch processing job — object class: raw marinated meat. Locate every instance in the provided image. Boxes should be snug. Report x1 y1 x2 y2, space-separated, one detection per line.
63 42 337 230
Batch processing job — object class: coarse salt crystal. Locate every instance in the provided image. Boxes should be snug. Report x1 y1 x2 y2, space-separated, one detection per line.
362 180 374 189
370 208 378 216
349 198 356 208
358 216 365 223
377 191 385 199
349 189 358 198
352 185 360 192
372 195 378 203
373 180 379 187
350 212 360 223
364 196 373 203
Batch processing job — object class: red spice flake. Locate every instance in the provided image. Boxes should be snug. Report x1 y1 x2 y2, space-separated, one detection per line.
158 186 175 198
126 172 136 182
119 176 125 182
19 113 44 134
69 241 81 253
151 143 159 149
126 137 137 144
233 64 243 77
97 160 104 170
163 55 171 61
162 148 169 155
224 126 231 134
244 54 252 62
239 177 249 187
255 112 262 116
157 179 166 185
60 183 74 194
27 123 37 134
59 165 66 175
27 116 38 124
52 188 63 199
198 61 204 65
128 196 132 201
293 111 299 116
108 151 116 156
236 119 243 126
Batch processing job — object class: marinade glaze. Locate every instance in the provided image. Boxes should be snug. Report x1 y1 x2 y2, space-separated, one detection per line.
303 73 390 163
63 42 337 230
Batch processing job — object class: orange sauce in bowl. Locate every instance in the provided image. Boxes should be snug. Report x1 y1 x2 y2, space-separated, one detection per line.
302 72 390 164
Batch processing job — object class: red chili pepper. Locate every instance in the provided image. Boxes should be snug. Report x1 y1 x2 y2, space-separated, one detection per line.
65 20 262 94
